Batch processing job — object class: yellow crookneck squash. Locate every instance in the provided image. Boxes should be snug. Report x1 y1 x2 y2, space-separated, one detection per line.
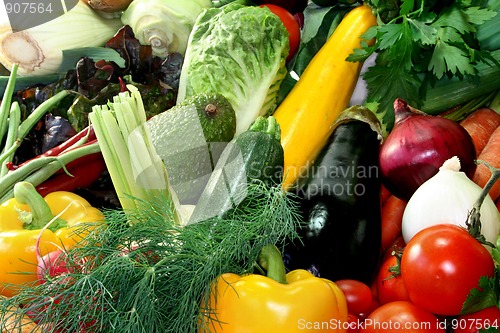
273 4 378 190
199 244 348 333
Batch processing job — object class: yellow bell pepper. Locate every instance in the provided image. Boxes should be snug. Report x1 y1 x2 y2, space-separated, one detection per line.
0 181 103 297
199 245 348 333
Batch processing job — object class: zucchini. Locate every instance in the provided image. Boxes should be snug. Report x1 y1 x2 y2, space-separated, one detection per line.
189 116 284 223
147 93 236 204
284 107 383 284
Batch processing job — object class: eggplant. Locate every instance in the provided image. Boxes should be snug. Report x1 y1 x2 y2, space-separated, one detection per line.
284 107 383 284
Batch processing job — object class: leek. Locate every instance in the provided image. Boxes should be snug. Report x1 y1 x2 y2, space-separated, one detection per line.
420 49 500 116
0 0 122 76
89 85 183 223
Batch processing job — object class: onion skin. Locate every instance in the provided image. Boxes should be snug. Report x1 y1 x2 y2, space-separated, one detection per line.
87 0 133 12
379 99 476 201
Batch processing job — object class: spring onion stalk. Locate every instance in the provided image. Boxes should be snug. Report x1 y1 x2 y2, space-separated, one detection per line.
0 0 123 76
0 144 103 203
0 89 70 178
489 90 500 113
0 102 21 176
120 0 212 57
477 0 500 51
89 85 182 223
0 64 18 142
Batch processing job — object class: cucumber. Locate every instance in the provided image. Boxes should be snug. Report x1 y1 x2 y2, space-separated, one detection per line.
147 93 236 204
189 116 284 223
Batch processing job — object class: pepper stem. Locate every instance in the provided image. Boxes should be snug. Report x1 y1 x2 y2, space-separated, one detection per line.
257 244 287 284
13 181 67 231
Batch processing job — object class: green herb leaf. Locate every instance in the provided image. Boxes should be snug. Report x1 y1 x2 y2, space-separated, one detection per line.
407 17 437 45
461 269 500 315
352 0 498 131
400 0 414 16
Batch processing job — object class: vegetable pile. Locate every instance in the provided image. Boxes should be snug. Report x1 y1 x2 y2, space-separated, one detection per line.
0 0 499 332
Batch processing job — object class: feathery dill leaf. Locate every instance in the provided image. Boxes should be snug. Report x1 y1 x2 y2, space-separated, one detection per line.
0 182 302 333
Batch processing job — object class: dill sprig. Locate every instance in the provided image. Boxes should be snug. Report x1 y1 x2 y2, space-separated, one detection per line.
0 182 302 333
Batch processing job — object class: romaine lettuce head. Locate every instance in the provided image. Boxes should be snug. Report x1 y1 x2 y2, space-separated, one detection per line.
177 3 289 135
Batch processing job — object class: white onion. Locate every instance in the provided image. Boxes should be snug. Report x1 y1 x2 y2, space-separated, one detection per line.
402 156 500 245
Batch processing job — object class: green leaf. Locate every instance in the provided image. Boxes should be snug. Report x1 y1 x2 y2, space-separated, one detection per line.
464 6 497 26
363 63 421 130
461 271 500 315
407 17 437 45
428 40 476 78
434 4 475 34
377 24 405 50
492 236 500 266
400 0 415 15
384 19 416 70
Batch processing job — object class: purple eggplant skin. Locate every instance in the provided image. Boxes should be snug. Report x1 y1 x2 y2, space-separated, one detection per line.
284 119 382 285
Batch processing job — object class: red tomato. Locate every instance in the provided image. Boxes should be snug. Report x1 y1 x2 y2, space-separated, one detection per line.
360 301 445 333
346 313 361 333
358 297 380 320
259 4 300 61
454 306 500 333
335 279 373 315
376 254 410 305
401 224 495 316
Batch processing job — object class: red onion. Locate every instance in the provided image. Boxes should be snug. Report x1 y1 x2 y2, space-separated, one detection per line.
379 99 476 201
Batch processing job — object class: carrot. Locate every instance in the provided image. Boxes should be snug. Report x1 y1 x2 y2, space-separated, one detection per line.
380 195 407 253
472 125 500 202
380 184 392 205
460 108 500 156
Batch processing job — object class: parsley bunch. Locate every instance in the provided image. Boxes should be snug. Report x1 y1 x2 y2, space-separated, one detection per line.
348 0 498 131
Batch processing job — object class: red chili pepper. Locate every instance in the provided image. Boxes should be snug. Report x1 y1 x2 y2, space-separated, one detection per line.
35 156 106 197
118 77 128 93
51 139 102 176
7 126 97 171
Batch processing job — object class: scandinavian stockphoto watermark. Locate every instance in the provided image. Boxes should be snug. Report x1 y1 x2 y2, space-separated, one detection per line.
297 317 500 331
0 0 78 31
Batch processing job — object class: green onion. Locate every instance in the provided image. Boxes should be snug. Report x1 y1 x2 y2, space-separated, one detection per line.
89 85 181 223
0 64 18 142
477 2 500 51
0 101 21 176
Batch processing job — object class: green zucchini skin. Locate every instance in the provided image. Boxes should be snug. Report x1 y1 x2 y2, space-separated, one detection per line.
189 116 284 222
232 131 284 187
284 119 382 284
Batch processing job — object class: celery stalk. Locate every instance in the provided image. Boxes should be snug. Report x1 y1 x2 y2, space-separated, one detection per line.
89 86 181 223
